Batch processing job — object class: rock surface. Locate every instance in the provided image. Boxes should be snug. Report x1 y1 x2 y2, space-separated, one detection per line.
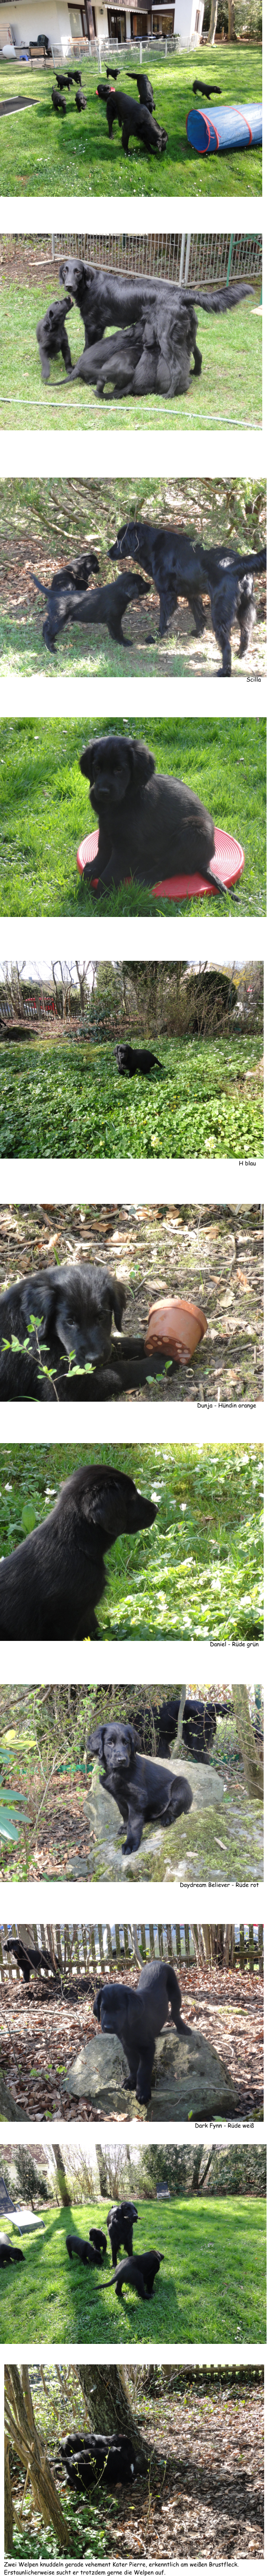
82 1754 226 1880
63 2024 237 2121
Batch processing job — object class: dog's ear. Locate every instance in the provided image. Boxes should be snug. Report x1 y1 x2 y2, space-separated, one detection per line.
82 1474 123 1535
93 1989 102 2022
21 1273 54 1334
111 1277 127 1330
132 1726 142 1750
86 1727 103 1755
79 743 95 778
131 742 155 787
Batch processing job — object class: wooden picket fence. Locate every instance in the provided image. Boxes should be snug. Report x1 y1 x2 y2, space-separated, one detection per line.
0 1920 263 1984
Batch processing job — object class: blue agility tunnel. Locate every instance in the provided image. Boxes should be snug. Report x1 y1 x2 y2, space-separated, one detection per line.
186 101 262 154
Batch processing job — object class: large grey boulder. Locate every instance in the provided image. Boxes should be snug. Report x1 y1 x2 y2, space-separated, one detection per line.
82 1754 226 1881
63 2024 237 2122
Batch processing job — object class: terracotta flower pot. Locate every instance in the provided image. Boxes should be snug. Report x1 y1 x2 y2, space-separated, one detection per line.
144 1296 208 1364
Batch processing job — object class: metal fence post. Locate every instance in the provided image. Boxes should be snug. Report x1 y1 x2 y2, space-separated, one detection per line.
226 232 234 284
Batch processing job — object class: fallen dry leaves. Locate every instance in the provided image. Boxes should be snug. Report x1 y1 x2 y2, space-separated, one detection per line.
0 1961 263 2121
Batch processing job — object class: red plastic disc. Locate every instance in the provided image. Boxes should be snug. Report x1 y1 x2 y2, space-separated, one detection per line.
76 823 245 898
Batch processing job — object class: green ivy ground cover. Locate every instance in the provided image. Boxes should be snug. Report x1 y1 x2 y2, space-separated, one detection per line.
0 1036 263 1160
0 1441 263 1640
0 287 261 437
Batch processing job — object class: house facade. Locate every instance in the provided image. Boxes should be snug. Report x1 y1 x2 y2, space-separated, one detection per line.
0 0 204 56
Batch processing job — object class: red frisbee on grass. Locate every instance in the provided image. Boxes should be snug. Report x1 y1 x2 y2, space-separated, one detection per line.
76 824 245 899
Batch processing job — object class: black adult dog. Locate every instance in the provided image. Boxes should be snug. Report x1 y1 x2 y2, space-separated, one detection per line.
79 731 223 898
35 568 149 656
110 522 267 677
86 1718 193 1853
31 549 100 645
93 1959 188 2102
153 1693 229 1760
36 295 73 381
107 2201 138 2263
100 87 167 154
59 255 167 344
0 1462 157 1642
58 257 250 374
0 1257 173 1404
115 1044 164 1076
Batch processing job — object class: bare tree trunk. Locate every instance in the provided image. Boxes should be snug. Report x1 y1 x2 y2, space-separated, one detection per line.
4 2444 13 2549
0 2068 21 2119
4 2367 71 2550
95 2144 108 2194
51 2146 72 2207
77 2364 148 2458
171 1687 186 1757
228 0 236 33
209 0 218 36
232 1686 264 1800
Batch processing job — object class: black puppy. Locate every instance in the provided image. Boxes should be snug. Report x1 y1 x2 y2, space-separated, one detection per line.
114 2250 164 2299
75 88 86 109
0 2238 25 2266
87 1719 193 1853
65 2234 104 2264
107 2200 138 2263
31 549 100 643
79 2246 164 2308
0 1257 127 1401
59 2433 134 2463
0 1461 157 1642
98 68 155 109
193 77 222 98
93 1959 188 2102
51 84 67 113
128 70 155 108
101 2250 164 2300
61 2437 136 2488
100 65 155 109
89 2226 107 2252
41 570 149 656
36 295 73 382
0 1257 173 1405
4 1937 54 1968
66 322 144 396
115 1044 164 1076
79 731 221 898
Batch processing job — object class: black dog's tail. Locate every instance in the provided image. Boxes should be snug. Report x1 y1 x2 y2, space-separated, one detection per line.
231 546 266 576
194 282 254 314
31 570 50 597
199 541 265 581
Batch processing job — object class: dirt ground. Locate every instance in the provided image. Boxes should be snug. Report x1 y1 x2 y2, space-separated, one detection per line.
0 1959 263 2124
0 1199 263 1405
72 2384 264 2561
1 519 266 679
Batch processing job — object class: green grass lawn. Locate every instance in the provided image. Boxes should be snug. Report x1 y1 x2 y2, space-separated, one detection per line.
0 47 262 196
0 715 265 919
0 1440 263 1640
0 283 262 436
0 2197 265 2345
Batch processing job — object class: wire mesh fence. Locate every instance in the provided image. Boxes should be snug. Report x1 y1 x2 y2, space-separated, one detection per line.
51 227 262 290
0 1919 263 1983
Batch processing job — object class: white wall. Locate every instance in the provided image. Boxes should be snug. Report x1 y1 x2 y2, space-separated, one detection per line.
0 0 74 46
174 0 204 36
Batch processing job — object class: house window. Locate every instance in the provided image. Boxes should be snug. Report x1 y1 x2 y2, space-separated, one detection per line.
107 9 126 33
131 10 151 25
68 6 83 30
